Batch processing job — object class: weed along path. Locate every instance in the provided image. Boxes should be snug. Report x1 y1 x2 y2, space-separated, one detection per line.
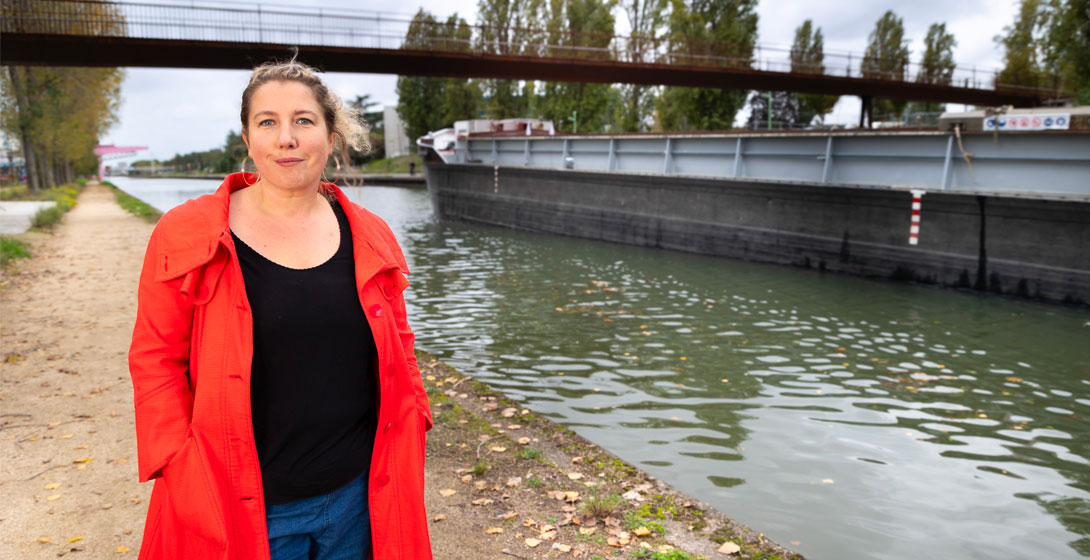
0 184 800 559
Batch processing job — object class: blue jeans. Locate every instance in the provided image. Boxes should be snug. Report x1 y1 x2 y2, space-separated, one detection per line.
265 472 371 560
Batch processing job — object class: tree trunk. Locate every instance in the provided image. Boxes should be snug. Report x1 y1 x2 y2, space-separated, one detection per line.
7 66 40 191
40 145 55 189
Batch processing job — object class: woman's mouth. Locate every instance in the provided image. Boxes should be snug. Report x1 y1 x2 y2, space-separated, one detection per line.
275 157 304 167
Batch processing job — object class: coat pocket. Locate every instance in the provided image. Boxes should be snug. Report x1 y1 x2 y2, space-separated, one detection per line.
162 432 228 547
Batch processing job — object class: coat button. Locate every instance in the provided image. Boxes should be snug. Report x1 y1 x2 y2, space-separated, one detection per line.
370 304 383 318
383 422 392 434
375 474 390 487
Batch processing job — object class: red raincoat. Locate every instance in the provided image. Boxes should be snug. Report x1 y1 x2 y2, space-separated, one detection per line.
128 173 433 559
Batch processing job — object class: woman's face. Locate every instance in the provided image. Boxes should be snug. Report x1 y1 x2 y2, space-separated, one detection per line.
243 80 334 192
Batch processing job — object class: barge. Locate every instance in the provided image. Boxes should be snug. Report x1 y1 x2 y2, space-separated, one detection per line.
418 110 1090 305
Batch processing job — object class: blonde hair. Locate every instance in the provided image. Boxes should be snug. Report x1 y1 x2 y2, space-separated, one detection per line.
240 58 369 156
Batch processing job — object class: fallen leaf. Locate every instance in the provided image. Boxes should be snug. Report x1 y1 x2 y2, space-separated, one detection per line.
607 537 622 547
461 475 473 483
46 494 61 501
433 514 447 522
128 497 141 505
567 472 584 480
472 498 494 506
59 434 73 439
506 477 521 487
521 409 530 416
524 538 541 548
553 543 572 553
523 518 538 528
116 545 130 553
507 424 521 430
717 542 741 555
72 457 93 464
500 510 518 521
485 527 504 535
633 526 651 537
578 527 596 536
501 407 518 418
517 437 531 445
38 537 51 544
564 491 580 502
69 536 83 543
490 446 507 453
44 482 60 490
438 489 457 497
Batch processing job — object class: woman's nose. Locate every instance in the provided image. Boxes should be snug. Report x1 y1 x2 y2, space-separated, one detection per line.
278 127 297 149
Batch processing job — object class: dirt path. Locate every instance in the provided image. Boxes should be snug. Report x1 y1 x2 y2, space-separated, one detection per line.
1 184 801 560
1 184 151 558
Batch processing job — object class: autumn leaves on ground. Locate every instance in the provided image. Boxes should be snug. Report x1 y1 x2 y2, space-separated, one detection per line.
0 184 802 560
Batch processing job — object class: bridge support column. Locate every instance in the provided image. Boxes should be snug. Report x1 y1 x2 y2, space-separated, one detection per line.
860 95 873 129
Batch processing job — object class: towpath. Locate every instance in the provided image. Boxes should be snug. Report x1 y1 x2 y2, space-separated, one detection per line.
0 184 799 559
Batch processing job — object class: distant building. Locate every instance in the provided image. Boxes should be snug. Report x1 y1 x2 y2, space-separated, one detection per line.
383 106 411 158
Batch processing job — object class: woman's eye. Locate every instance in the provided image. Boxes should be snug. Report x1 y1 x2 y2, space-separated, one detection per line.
259 119 274 126
296 117 313 125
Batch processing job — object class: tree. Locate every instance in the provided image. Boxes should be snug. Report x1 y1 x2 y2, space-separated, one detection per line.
906 22 958 115
656 0 759 130
861 10 910 119
995 0 1045 90
0 0 125 189
1038 0 1089 103
477 0 537 118
539 0 618 133
616 0 668 131
790 19 839 125
397 10 482 141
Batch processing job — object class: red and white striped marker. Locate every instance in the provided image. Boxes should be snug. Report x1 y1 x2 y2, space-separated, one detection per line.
908 189 925 245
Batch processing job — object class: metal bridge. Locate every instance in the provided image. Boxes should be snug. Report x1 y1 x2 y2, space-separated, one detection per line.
0 0 1066 109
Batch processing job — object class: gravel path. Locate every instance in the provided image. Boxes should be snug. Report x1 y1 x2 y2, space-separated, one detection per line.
1 184 152 558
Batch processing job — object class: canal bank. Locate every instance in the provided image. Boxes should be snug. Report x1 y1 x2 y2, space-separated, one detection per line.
0 183 795 559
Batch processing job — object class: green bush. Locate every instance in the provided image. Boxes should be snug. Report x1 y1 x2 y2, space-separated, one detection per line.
1 236 31 268
31 205 66 230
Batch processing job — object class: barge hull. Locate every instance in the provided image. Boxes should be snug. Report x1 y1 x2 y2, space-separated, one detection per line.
426 164 1089 305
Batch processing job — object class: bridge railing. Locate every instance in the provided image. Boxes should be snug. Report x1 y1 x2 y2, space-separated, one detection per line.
0 0 1069 98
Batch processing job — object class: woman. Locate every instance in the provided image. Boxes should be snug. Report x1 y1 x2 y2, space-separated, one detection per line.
128 60 433 560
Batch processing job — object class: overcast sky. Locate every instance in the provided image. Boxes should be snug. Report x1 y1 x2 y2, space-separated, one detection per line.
101 0 1019 163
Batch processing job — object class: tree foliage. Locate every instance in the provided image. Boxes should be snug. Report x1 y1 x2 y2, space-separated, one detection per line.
396 10 483 142
998 0 1088 102
616 0 668 130
996 0 1045 89
790 19 839 125
656 0 758 130
539 0 618 132
861 10 910 119
746 91 799 129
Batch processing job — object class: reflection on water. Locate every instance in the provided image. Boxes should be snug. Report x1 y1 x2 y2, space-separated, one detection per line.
113 177 1090 560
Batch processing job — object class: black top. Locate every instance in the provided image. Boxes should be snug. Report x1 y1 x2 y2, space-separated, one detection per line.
232 199 378 505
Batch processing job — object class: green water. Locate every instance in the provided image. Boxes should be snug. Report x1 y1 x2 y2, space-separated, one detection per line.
116 178 1090 560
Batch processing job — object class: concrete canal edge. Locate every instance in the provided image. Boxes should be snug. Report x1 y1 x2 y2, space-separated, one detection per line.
417 350 804 560
425 164 1090 306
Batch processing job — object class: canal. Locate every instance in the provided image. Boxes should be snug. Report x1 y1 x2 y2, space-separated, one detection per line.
112 177 1090 560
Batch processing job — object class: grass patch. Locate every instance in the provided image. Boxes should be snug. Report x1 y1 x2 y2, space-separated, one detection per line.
579 492 625 519
623 512 666 535
525 476 545 489
516 448 543 461
31 206 66 230
630 548 703 560
0 237 31 269
469 461 490 476
362 154 421 174
104 181 161 223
